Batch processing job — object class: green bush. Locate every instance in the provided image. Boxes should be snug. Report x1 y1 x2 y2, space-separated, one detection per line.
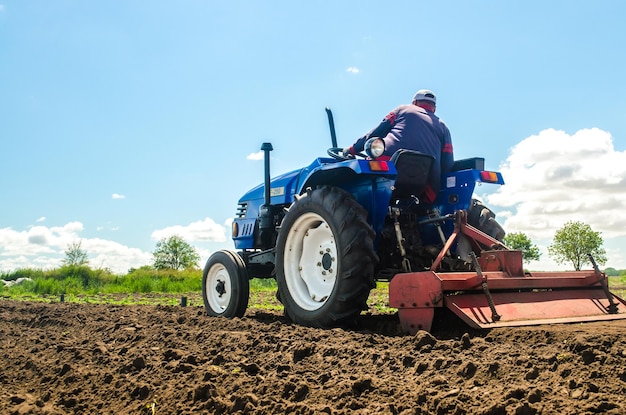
1 265 201 297
101 267 201 294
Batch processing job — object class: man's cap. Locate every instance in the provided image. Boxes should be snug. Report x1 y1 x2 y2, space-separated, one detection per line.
413 89 436 104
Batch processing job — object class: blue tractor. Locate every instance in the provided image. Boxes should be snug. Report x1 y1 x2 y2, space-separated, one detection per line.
202 109 625 334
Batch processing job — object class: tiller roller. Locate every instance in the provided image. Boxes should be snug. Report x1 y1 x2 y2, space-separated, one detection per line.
390 210 626 334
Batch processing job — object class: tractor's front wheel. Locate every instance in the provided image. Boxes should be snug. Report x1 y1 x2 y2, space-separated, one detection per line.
202 250 249 318
275 186 377 328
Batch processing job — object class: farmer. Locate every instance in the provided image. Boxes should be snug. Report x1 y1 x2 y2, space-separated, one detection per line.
343 89 454 203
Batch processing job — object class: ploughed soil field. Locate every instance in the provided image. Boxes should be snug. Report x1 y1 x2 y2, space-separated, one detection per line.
1 298 626 415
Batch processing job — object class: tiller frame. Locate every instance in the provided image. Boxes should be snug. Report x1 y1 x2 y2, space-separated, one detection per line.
389 210 626 334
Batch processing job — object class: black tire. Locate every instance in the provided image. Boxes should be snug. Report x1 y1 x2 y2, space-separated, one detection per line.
202 250 249 318
275 186 377 328
468 199 505 241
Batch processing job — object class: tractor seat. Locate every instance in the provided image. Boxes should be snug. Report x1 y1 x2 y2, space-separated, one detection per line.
389 149 434 200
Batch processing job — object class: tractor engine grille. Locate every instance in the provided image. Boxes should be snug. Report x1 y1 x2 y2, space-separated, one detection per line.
236 203 247 218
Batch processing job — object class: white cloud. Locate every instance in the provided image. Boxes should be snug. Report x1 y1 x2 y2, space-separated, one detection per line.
483 128 626 269
346 66 360 74
0 222 84 257
0 216 231 275
151 217 228 243
112 193 125 199
247 150 264 161
81 238 152 273
487 128 626 238
36 217 46 223
0 222 151 274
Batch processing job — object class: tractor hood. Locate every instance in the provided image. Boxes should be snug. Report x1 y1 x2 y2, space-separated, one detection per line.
238 167 302 207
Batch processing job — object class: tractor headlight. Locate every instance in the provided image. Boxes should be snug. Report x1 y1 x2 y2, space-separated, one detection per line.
364 137 385 159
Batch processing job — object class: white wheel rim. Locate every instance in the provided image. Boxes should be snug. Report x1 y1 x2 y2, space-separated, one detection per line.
206 263 232 313
283 212 337 311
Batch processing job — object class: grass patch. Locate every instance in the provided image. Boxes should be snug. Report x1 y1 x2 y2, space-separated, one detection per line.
1 269 394 314
609 276 626 298
368 281 395 313
249 278 282 311
1 266 201 303
1 269 283 309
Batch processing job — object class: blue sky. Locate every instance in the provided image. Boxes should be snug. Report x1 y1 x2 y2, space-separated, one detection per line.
2 1 626 273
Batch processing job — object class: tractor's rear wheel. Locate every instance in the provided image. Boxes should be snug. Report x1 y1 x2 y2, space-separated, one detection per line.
275 186 377 328
468 199 505 241
202 250 249 318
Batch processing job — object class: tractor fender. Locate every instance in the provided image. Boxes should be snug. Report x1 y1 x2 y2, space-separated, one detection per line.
296 159 397 234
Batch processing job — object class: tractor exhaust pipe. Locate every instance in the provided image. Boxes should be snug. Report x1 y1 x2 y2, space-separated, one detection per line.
257 142 274 249
325 107 338 148
261 142 273 206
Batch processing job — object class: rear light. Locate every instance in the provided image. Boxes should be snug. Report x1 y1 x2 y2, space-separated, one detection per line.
480 171 499 182
368 161 389 172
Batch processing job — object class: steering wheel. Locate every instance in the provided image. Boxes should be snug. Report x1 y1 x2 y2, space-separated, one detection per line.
327 147 366 161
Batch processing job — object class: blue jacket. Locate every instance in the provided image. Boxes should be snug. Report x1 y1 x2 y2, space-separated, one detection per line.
348 104 454 202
